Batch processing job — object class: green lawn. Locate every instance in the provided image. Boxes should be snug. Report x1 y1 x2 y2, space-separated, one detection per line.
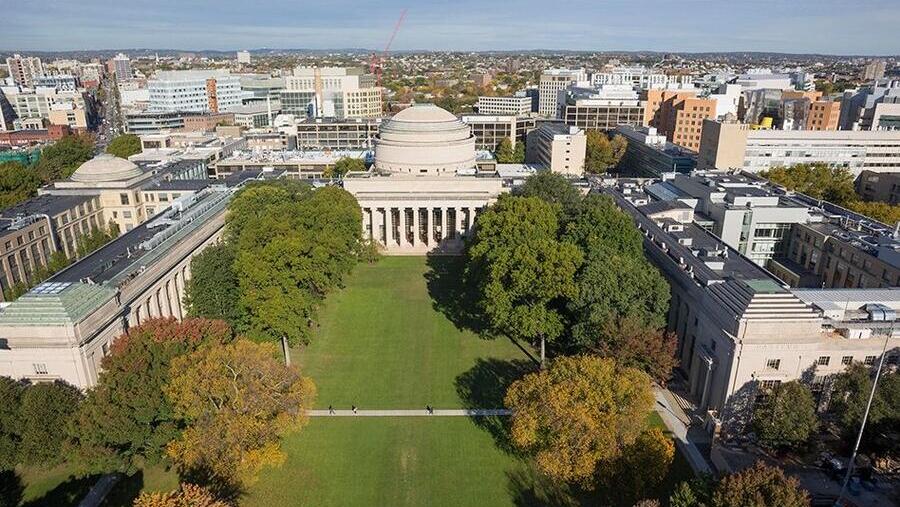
295 256 536 409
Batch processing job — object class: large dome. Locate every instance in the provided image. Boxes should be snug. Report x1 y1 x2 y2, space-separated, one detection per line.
375 104 476 176
71 154 143 183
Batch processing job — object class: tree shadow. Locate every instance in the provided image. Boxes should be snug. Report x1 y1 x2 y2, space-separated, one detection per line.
178 465 244 504
506 466 585 507
424 254 490 336
0 470 24 507
102 470 145 506
455 357 537 455
21 475 98 507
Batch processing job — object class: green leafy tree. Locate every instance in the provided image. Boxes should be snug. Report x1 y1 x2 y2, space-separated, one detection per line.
75 223 120 259
711 462 808 507
752 381 818 450
670 477 715 507
0 378 24 470
830 364 899 455
35 134 95 181
563 194 644 257
0 162 42 209
166 339 316 487
513 140 526 163
68 319 233 474
495 137 516 163
847 200 900 225
598 427 675 503
504 355 654 486
183 243 245 329
584 130 627 174
517 172 583 221
761 163 856 205
106 134 142 159
18 381 83 467
326 157 365 178
467 195 582 364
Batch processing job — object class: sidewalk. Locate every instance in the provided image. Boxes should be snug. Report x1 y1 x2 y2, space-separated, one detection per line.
653 387 713 476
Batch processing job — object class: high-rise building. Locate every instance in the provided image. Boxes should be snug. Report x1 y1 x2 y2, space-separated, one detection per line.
806 100 841 130
6 54 45 88
525 123 586 176
281 67 381 119
644 90 717 151
840 79 900 131
538 68 587 117
148 70 242 113
861 60 887 81
474 95 533 116
111 53 132 82
236 50 251 64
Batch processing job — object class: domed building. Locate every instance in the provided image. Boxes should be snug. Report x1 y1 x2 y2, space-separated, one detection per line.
374 104 476 175
69 154 144 183
344 104 506 254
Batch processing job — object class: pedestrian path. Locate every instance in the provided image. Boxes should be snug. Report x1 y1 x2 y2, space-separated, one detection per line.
653 387 713 476
308 408 512 417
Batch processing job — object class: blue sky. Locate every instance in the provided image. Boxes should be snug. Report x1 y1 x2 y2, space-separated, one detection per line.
4 0 898 55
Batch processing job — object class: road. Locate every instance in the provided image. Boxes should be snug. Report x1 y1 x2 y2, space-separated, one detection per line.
94 76 122 153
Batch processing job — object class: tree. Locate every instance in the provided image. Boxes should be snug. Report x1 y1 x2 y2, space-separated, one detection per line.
495 137 516 163
751 381 817 450
183 243 246 329
326 157 365 178
35 134 95 181
0 161 42 209
710 462 808 507
584 130 627 174
829 364 899 453
670 479 709 507
598 427 675 503
165 339 316 486
68 319 233 474
466 196 582 364
18 380 83 467
75 223 120 259
563 194 644 258
513 139 526 163
133 483 227 507
0 378 23 471
590 317 678 384
504 355 654 485
847 200 900 225
517 172 583 221
106 134 142 159
761 163 856 206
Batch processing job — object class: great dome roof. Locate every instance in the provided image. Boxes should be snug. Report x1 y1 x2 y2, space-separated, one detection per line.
390 104 460 123
70 154 143 183
374 104 476 176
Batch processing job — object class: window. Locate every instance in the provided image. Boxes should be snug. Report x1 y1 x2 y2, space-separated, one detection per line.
120 193 130 205
817 356 830 366
33 363 48 375
766 359 781 370
864 356 877 366
759 379 781 391
123 211 132 219
841 356 853 365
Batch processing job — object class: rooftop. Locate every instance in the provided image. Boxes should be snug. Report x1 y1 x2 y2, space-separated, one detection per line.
0 194 91 225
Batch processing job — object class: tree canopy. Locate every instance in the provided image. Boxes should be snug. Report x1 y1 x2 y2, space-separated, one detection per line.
183 243 246 329
751 381 817 450
466 195 582 363
495 137 525 164
504 355 654 485
829 364 900 456
68 319 234 474
584 130 627 174
18 381 83 467
0 378 23 471
598 427 675 503
326 157 366 178
166 338 316 486
710 462 809 507
106 134 142 159
134 483 227 507
35 134 95 181
0 162 42 210
761 163 856 205
517 172 583 221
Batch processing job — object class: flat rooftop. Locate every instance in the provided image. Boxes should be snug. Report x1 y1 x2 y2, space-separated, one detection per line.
0 194 91 223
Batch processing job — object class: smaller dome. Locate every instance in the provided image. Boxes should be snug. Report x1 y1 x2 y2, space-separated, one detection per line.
71 154 143 183
390 104 459 123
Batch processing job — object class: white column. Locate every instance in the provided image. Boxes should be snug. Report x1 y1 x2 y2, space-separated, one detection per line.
384 207 393 247
440 207 448 241
398 207 407 247
412 207 420 246
455 207 463 240
425 207 433 246
173 273 184 319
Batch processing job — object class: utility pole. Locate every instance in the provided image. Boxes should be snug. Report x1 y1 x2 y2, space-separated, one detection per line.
282 335 291 367
835 325 892 506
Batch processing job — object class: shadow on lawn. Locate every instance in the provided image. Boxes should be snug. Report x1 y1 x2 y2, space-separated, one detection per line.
424 254 490 336
455 357 537 455
16 470 141 507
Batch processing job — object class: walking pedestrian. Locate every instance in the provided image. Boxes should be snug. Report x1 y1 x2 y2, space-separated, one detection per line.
328 404 335 415
352 405 358 415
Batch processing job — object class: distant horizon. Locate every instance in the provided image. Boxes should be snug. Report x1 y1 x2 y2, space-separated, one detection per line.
5 0 899 56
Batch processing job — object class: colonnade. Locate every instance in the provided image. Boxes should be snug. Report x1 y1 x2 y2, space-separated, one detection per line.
361 205 481 251
130 264 190 325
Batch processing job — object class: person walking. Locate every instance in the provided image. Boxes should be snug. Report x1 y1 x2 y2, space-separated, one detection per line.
328 404 335 415
352 405 358 415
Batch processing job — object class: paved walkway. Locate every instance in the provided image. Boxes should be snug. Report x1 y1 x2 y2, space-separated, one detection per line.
309 408 511 417
653 387 713 476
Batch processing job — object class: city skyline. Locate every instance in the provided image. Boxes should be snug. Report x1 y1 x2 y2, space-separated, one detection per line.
5 0 900 55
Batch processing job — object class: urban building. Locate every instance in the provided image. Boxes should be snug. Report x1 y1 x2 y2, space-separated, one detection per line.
538 68 587 117
475 95 533 116
559 85 645 131
239 75 284 105
645 90 717 151
806 100 841 131
0 125 72 148
731 71 792 92
592 66 692 90
615 125 697 177
33 75 79 92
6 54 45 88
605 179 898 433
525 123 586 176
110 53 132 81
855 170 900 204
839 79 900 131
148 70 242 113
236 50 251 64
0 90 17 131
213 149 369 179
3 87 96 130
861 60 887 81
231 104 278 129
293 117 380 150
461 115 517 150
698 119 900 175
281 67 381 119
125 111 188 134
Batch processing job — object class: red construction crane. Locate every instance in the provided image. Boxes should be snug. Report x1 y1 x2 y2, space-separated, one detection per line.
369 9 407 87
